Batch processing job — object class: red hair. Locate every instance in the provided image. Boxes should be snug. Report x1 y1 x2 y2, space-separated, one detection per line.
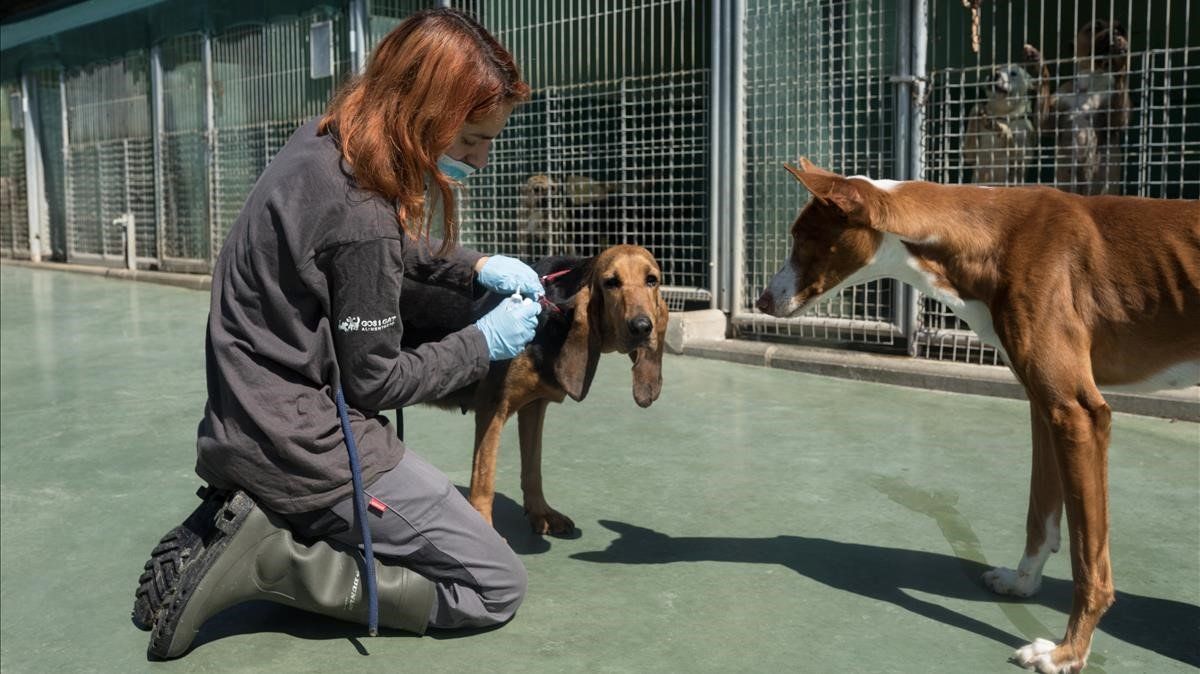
319 8 529 252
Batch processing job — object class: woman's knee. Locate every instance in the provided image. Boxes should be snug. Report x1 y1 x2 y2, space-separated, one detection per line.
494 551 528 614
483 553 527 623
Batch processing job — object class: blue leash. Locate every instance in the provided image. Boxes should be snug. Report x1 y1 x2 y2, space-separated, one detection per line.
334 388 380 636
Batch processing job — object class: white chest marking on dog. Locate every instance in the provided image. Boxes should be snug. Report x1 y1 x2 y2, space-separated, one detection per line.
836 234 1011 363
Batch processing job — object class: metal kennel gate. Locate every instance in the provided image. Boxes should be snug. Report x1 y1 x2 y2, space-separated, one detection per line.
62 54 155 266
733 0 905 347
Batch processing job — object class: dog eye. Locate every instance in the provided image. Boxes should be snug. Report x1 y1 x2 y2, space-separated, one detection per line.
604 276 622 290
646 274 659 287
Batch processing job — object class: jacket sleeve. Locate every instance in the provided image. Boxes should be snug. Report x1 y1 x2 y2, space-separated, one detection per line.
327 238 490 411
402 234 485 292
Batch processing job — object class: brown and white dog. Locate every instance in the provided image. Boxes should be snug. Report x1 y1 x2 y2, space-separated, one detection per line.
401 244 669 534
756 159 1199 674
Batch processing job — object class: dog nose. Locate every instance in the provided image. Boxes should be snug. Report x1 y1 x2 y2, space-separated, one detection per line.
756 293 773 315
628 315 653 338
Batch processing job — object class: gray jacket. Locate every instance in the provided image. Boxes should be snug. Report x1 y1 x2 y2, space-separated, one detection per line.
196 118 489 514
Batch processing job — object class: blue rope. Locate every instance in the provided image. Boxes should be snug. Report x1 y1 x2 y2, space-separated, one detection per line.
334 388 379 637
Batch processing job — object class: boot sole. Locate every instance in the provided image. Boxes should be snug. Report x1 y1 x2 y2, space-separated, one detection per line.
147 490 260 660
132 488 230 630
132 526 203 630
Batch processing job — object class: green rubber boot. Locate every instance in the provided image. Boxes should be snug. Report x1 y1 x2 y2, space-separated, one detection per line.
147 491 436 660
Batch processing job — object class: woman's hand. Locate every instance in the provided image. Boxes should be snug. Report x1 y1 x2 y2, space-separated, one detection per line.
474 295 542 361
476 255 544 299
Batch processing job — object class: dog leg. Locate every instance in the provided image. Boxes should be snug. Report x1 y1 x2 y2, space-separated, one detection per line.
517 399 575 535
984 402 1063 598
1012 356 1115 674
469 402 509 526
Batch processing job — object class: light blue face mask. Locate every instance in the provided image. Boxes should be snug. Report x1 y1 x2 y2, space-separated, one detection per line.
437 154 478 181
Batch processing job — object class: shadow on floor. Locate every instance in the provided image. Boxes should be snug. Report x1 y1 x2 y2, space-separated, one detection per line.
455 486 583 555
570 519 1200 668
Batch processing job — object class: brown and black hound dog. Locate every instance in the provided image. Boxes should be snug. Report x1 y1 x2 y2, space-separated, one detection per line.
400 244 669 535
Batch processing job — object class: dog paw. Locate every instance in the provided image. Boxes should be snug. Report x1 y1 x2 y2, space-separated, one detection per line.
527 508 575 536
1013 638 1086 674
983 566 1041 597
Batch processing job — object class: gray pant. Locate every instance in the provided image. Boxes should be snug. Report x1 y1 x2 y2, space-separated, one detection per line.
294 450 527 629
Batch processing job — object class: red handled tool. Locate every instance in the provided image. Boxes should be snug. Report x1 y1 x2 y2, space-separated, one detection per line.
537 269 573 314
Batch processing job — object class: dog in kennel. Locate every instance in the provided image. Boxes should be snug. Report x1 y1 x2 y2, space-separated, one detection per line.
1042 19 1132 195
962 44 1051 185
517 172 654 260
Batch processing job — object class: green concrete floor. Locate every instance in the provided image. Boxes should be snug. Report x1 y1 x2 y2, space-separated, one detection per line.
1 264 1197 674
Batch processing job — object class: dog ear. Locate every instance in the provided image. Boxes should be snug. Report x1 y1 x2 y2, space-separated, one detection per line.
786 165 869 220
630 290 669 408
555 283 600 402
794 157 839 176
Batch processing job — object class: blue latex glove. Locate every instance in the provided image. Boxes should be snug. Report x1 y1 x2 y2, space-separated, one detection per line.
474 295 542 361
477 255 545 299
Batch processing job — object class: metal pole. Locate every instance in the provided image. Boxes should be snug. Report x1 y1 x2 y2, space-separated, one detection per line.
59 68 69 262
122 214 137 270
895 0 912 182
150 44 166 265
349 0 369 73
204 33 216 267
20 74 44 262
893 0 914 349
121 138 132 261
708 0 724 311
729 0 746 319
909 0 928 182
905 0 929 353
